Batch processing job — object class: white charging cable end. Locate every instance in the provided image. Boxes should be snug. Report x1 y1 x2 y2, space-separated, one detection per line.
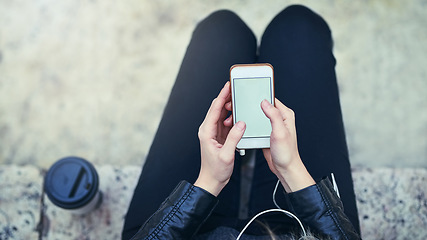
331 173 341 198
239 149 245 156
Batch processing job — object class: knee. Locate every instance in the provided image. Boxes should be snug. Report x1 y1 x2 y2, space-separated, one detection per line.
276 4 331 35
194 9 255 45
196 9 246 33
283 4 316 17
262 4 332 49
205 9 241 23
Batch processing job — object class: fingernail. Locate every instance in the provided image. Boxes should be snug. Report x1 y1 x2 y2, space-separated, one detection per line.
262 99 272 108
235 121 245 130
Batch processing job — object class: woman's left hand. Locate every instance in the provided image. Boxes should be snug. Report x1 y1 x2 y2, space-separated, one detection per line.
261 98 315 192
194 81 246 196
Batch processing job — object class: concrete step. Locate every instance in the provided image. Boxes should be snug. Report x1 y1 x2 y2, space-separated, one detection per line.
0 165 426 239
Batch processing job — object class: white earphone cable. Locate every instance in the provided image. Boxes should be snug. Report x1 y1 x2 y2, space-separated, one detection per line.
272 179 281 209
236 208 307 240
236 179 307 240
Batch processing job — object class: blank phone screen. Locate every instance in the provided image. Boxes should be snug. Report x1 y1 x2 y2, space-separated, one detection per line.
233 77 272 138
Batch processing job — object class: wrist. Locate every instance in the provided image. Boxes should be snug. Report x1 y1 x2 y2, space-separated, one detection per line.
194 176 225 197
277 159 315 193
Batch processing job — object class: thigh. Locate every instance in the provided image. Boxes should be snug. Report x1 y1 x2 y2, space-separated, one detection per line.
122 10 257 239
251 5 360 233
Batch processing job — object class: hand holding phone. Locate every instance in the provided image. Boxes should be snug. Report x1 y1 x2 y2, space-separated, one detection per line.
195 82 246 196
230 63 275 149
260 98 315 193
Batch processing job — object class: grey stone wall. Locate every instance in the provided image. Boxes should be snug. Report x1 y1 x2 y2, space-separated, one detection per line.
0 166 426 239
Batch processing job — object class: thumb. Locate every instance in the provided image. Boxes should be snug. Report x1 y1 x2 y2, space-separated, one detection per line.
222 121 246 154
261 99 287 133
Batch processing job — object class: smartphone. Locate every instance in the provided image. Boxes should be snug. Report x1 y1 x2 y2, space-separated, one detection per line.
230 63 275 149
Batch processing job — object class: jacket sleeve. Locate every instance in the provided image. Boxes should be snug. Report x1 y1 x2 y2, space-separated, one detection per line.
130 180 218 240
286 178 361 240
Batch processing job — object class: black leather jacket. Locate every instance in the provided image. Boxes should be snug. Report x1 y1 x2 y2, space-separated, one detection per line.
130 178 360 240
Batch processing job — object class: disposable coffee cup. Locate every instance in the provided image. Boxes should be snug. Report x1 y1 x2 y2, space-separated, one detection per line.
44 156 102 214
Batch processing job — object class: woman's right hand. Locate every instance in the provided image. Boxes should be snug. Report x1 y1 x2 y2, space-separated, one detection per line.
194 82 246 197
260 98 315 192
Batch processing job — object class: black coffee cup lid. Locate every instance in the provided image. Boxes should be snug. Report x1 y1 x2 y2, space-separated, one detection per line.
44 156 99 209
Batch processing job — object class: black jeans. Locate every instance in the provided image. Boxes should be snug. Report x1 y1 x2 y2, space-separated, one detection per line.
122 5 360 239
